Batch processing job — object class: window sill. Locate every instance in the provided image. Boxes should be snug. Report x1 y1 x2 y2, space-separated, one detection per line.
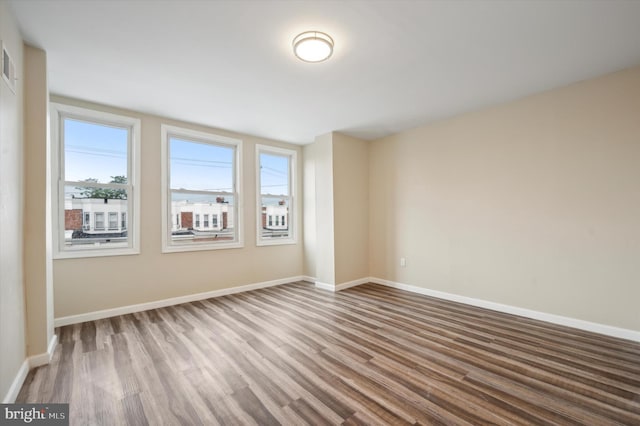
162 241 244 253
54 247 140 260
257 239 297 247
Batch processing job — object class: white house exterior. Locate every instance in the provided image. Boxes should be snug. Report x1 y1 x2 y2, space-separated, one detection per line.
64 197 127 241
263 204 288 230
170 200 233 232
64 197 240 242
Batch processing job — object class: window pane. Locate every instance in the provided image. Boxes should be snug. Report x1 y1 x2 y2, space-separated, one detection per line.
170 138 234 192
108 212 118 230
64 118 128 183
170 192 235 243
260 197 290 239
95 213 104 230
63 184 128 249
260 153 289 196
167 133 239 248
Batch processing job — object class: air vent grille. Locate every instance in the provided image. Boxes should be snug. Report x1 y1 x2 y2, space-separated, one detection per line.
2 41 16 93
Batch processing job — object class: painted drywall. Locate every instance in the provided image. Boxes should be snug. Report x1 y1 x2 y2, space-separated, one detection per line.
310 133 335 285
370 66 640 331
52 96 303 318
333 133 369 284
302 142 317 279
24 45 53 357
303 132 369 286
0 1 26 400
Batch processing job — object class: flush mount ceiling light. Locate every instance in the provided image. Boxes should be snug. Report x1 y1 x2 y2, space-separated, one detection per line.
293 31 334 63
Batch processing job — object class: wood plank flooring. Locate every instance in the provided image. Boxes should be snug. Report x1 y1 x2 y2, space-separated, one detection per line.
17 282 640 425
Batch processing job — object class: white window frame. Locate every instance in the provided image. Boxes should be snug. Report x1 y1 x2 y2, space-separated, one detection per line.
94 212 105 231
51 102 141 259
108 212 118 230
256 144 297 246
161 124 243 253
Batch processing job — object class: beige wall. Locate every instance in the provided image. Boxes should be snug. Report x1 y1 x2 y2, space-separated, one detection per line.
52 96 303 318
303 132 370 286
333 133 369 284
370 66 640 331
24 45 53 356
0 1 26 400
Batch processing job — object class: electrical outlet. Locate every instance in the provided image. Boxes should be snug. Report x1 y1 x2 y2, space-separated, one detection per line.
400 257 407 267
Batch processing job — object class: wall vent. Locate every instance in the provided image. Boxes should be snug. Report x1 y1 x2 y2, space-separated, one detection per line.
2 41 16 94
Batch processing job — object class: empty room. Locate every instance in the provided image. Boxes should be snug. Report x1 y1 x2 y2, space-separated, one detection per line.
1 0 639 424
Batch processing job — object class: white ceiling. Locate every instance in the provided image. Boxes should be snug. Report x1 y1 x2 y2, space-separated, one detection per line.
9 0 640 144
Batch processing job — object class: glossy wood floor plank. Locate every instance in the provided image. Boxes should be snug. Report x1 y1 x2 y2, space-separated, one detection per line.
16 282 640 425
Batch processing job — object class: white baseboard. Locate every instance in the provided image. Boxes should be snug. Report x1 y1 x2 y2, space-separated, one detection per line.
29 334 58 368
314 277 370 292
54 276 305 327
336 277 370 291
370 277 640 343
2 360 28 403
301 275 315 283
314 281 334 291
2 334 58 403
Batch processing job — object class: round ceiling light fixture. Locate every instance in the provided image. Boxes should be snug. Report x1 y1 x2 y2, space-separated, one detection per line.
293 31 334 63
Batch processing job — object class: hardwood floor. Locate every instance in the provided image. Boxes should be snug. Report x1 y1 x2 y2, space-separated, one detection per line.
17 282 640 425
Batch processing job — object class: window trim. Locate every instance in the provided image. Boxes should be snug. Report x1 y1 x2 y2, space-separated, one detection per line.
94 212 105 231
51 102 141 259
83 212 90 231
256 144 297 246
161 124 243 253
108 212 118 230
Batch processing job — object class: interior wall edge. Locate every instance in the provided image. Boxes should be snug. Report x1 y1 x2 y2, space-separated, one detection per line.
314 281 335 292
2 334 58 403
315 277 371 292
28 334 57 369
1 360 28 404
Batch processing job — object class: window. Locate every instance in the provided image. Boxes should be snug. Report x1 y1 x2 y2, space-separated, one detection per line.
83 213 90 231
256 145 297 245
121 212 127 230
51 103 140 258
212 215 218 228
95 213 105 231
108 212 118 230
161 124 242 252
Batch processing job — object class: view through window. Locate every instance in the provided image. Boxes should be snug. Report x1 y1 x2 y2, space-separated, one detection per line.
163 125 242 251
257 145 296 244
58 113 134 253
